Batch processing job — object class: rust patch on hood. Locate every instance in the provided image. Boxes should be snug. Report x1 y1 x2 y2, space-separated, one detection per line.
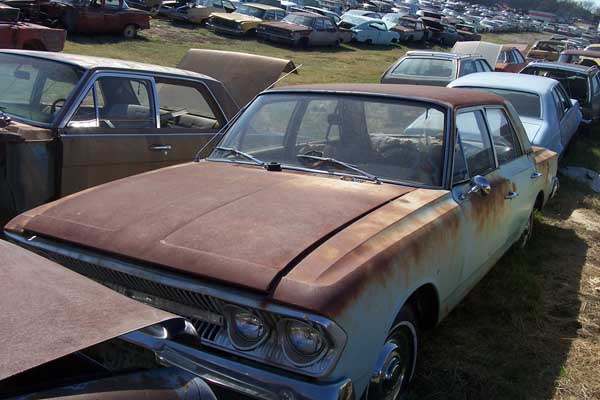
273 189 459 317
0 240 175 380
12 161 413 292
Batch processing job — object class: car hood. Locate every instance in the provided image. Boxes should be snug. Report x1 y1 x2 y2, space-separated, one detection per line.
7 161 413 292
0 240 175 380
212 11 261 22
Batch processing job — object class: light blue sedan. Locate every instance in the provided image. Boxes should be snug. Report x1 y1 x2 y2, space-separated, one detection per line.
348 17 400 44
448 72 582 155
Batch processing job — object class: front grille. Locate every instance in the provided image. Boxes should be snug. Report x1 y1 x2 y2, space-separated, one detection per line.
213 17 241 30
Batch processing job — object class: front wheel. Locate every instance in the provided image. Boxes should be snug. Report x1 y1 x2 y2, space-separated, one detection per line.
123 24 139 39
365 306 419 400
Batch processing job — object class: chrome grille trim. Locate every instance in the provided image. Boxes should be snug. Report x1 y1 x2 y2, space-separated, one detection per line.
7 232 347 378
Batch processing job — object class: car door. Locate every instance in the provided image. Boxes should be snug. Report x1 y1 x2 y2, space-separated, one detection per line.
552 84 578 148
58 73 224 196
485 106 536 241
102 0 126 33
451 108 515 283
310 18 329 45
590 72 600 122
76 0 107 33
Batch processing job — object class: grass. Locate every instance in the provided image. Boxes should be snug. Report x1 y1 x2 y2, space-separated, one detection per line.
62 23 600 400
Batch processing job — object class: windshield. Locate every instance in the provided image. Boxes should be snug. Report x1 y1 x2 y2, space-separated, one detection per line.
0 53 84 125
237 4 265 17
469 87 541 119
392 58 454 79
283 14 314 26
208 93 447 187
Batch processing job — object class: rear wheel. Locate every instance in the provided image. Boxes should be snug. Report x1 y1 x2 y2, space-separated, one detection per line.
365 306 419 400
123 24 138 39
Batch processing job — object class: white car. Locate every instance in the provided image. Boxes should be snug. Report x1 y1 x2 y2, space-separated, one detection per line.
352 19 400 44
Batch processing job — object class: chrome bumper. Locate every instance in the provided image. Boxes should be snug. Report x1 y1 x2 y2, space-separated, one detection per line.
123 329 354 400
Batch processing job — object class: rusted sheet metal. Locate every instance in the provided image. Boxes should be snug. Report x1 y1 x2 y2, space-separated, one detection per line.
273 84 505 109
502 43 529 53
0 240 175 380
273 188 458 317
178 49 297 107
11 368 216 400
7 161 414 292
532 145 558 204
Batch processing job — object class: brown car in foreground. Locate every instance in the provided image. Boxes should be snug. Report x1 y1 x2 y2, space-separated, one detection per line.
5 84 559 400
0 49 296 220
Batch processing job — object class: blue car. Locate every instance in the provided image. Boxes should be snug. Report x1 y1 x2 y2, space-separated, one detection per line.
449 72 582 154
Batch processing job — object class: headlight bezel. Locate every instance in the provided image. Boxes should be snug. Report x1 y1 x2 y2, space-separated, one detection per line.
223 304 270 351
279 318 330 367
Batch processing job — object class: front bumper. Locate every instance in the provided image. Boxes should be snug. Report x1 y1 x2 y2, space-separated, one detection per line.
207 21 245 35
123 329 354 400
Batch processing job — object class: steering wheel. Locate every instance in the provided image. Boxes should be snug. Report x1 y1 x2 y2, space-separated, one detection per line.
51 98 66 115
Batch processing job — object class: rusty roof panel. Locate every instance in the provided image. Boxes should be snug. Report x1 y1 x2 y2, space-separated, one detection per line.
0 240 175 380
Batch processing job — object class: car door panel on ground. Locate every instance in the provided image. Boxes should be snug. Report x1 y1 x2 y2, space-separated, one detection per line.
451 108 515 284
59 74 224 196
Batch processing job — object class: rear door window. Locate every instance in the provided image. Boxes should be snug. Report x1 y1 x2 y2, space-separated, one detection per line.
454 110 495 179
459 61 477 77
485 108 523 165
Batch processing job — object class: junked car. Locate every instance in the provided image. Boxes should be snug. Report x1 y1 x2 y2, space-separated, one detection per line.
257 12 343 47
0 239 220 400
381 51 492 86
208 2 285 35
0 2 66 51
350 18 399 45
384 15 428 42
420 16 459 46
5 84 559 400
521 61 600 128
495 44 529 72
0 49 296 220
527 40 573 61
159 0 235 24
449 72 582 154
455 23 481 41
558 49 600 68
16 0 151 38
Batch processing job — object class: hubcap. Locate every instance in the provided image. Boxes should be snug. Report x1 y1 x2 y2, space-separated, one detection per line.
366 324 415 400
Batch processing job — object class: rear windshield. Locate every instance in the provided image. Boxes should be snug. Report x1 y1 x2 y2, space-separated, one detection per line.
283 14 314 26
522 67 590 104
391 58 454 79
467 87 541 119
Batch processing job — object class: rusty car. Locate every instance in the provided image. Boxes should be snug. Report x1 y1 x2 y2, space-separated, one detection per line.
381 51 492 86
0 239 221 399
159 0 235 25
257 11 343 47
384 15 428 43
420 16 458 46
10 0 151 38
558 49 600 68
0 2 66 51
5 84 559 400
527 40 574 62
0 49 296 221
207 2 285 36
455 23 481 41
495 44 529 72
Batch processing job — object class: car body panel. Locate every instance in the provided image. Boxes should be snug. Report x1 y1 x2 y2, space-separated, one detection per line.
0 3 66 51
451 41 501 70
258 12 341 47
558 49 600 67
495 44 528 72
351 19 399 44
0 239 175 381
208 4 285 35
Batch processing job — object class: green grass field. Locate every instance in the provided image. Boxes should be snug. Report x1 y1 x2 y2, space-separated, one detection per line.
63 23 600 400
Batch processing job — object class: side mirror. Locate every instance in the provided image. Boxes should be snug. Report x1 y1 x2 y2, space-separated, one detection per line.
460 175 491 200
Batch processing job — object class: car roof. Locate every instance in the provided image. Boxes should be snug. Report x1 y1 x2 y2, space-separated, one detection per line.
525 61 596 75
246 2 283 10
405 50 481 60
289 11 324 18
561 49 600 58
270 83 506 108
0 50 219 82
449 72 557 94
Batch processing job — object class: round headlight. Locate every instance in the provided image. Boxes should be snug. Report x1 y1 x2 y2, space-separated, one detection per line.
224 305 269 350
281 319 328 366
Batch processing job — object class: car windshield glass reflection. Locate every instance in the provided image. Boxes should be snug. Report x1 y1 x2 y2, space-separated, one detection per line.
0 53 83 125
209 93 447 187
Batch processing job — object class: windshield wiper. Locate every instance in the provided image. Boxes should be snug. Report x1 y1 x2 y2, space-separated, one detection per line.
215 146 265 167
296 154 382 184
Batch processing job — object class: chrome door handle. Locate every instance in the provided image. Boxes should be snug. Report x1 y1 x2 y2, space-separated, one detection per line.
530 172 543 179
505 191 519 200
149 144 172 151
